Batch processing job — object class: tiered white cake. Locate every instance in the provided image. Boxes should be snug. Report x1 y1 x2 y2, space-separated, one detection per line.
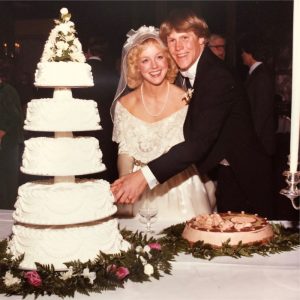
8 8 130 270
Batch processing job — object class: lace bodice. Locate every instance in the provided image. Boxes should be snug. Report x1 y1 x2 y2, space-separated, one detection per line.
112 102 188 164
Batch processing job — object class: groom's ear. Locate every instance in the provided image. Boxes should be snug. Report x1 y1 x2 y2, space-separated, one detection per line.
198 37 205 46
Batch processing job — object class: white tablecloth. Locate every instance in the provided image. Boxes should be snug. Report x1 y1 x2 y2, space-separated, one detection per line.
0 210 299 300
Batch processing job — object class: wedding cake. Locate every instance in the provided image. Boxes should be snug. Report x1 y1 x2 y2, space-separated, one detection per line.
7 8 130 270
182 212 274 247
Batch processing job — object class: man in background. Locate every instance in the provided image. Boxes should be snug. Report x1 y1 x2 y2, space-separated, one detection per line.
208 33 226 60
239 33 276 157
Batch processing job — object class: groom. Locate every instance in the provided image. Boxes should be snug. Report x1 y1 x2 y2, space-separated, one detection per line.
112 9 273 218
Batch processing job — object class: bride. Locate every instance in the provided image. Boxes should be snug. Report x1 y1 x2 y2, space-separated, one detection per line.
111 26 215 221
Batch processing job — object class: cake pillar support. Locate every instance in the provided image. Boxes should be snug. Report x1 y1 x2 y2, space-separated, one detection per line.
53 88 72 99
54 132 73 138
54 176 75 183
53 131 75 182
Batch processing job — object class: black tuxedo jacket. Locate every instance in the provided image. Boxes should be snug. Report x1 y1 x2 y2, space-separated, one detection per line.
245 63 275 156
148 48 271 194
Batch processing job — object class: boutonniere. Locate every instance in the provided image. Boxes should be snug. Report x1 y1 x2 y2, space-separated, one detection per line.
182 88 194 105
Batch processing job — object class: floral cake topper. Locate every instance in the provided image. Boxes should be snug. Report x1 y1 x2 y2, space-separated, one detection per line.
40 8 86 63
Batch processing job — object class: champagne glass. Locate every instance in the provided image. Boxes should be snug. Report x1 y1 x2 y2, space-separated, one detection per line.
138 202 158 234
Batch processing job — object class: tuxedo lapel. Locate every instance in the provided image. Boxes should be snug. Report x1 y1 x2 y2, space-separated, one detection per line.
194 47 212 86
245 64 263 88
175 73 192 90
174 73 185 89
183 47 211 137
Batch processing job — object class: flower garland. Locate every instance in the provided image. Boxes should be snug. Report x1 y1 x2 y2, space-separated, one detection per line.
0 224 299 298
0 230 174 298
158 223 300 260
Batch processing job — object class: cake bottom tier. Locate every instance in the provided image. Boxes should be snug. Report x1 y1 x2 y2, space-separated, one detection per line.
7 219 130 270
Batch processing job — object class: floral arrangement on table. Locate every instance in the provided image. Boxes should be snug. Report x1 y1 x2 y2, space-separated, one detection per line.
41 7 85 63
0 224 299 298
0 230 174 298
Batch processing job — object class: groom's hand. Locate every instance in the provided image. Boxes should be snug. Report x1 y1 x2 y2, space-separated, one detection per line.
111 170 148 204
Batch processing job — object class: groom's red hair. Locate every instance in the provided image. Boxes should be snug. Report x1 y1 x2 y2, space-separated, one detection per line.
159 9 210 44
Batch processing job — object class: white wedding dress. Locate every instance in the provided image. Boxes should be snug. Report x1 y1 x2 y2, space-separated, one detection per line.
112 102 215 222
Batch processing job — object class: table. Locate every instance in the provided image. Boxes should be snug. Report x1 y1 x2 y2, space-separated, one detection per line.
0 210 299 300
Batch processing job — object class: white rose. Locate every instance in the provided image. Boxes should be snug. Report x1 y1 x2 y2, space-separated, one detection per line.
44 41 52 50
41 54 50 62
73 38 82 51
57 23 70 35
135 246 143 253
3 271 21 287
70 52 85 62
60 8 68 15
60 267 73 280
65 34 74 42
144 264 154 276
143 245 151 253
69 45 77 52
56 49 63 57
56 41 69 50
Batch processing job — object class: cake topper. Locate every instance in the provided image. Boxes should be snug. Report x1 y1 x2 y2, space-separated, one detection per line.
40 7 86 63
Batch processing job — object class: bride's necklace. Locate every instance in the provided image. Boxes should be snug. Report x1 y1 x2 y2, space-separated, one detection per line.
140 82 170 117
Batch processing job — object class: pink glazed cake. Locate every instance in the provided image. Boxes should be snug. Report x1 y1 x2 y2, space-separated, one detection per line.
182 212 274 247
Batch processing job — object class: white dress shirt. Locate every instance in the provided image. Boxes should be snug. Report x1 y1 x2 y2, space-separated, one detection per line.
249 61 262 75
180 55 200 86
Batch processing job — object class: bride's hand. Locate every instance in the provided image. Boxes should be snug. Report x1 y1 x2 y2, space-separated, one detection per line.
111 171 148 204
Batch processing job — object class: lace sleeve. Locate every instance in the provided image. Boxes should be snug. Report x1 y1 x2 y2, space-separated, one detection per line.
112 102 129 155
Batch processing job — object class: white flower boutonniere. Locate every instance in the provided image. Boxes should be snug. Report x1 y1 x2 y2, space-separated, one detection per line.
182 88 194 105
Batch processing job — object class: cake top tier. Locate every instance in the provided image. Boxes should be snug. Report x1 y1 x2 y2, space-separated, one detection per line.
34 8 93 87
40 8 86 63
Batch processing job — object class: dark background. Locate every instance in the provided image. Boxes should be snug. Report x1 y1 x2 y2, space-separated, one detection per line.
0 1 293 76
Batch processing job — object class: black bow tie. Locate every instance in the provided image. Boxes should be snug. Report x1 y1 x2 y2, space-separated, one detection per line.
184 77 192 90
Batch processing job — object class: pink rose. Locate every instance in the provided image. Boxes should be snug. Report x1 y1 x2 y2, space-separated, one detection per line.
24 271 42 287
148 243 161 251
115 267 129 280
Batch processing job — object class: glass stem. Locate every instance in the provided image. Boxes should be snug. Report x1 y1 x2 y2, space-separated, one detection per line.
146 218 151 232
